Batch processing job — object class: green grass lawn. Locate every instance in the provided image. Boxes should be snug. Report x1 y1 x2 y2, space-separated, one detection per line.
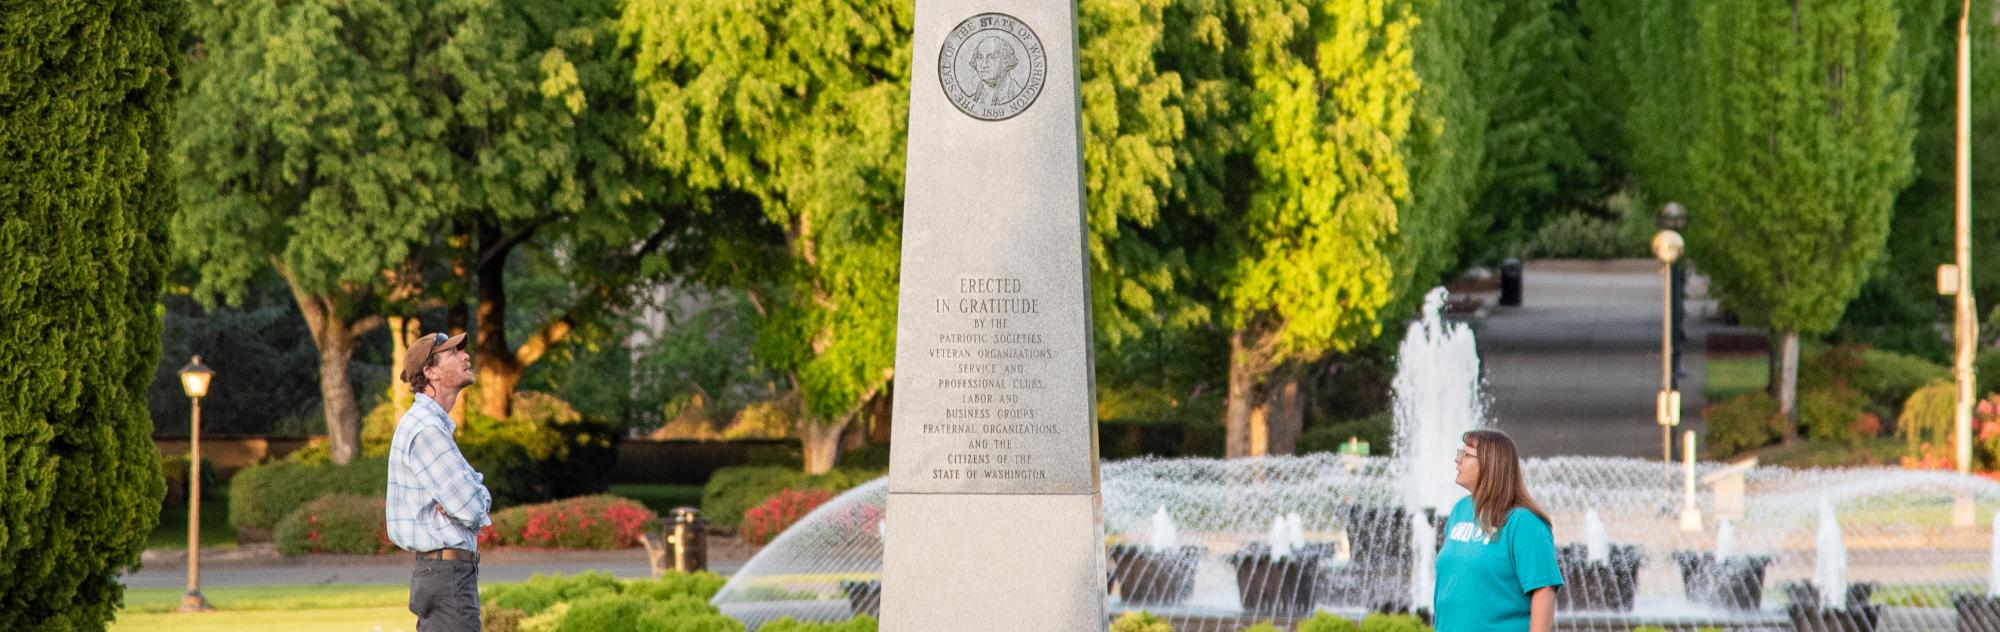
1703 354 1768 403
608 483 705 516
148 497 238 550
116 584 412 632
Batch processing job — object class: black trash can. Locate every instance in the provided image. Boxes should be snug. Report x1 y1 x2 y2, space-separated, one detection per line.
1499 258 1523 306
669 506 708 572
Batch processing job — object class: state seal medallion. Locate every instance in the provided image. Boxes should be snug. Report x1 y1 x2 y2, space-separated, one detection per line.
938 13 1047 121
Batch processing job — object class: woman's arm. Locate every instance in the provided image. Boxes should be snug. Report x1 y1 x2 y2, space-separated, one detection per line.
1529 586 1556 632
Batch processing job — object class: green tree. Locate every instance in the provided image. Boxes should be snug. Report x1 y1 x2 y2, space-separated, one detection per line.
1464 0 1597 266
175 0 456 462
622 0 912 473
1678 0 1920 438
1213 0 1490 456
0 0 178 627
176 0 682 449
622 0 1204 471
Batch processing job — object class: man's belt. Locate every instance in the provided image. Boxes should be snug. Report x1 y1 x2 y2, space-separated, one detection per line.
416 548 478 562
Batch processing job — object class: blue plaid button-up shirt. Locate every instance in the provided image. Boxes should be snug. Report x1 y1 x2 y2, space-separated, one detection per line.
386 394 492 553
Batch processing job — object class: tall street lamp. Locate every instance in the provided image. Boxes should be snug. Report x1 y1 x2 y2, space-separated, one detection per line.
1659 203 1689 387
177 356 214 612
1653 227 1685 465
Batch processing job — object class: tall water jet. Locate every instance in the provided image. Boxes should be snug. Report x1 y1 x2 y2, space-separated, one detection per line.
1267 516 1295 560
1149 506 1179 550
1583 509 1610 563
1715 519 1735 558
1392 287 1487 516
1410 511 1437 614
1814 497 1848 610
1990 510 2000 597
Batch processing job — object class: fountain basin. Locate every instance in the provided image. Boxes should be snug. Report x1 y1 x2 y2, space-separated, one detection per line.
1783 581 1881 632
1108 544 1207 605
1953 593 2000 632
1673 551 1773 610
1229 543 1324 615
839 579 880 618
1554 543 1643 612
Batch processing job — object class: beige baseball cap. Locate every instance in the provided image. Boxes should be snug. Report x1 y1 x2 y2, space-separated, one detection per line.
400 332 467 388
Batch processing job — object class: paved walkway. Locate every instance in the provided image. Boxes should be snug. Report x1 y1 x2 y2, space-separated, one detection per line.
1470 259 1730 460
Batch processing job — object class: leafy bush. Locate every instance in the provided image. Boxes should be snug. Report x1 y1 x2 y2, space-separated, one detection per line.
1111 611 1175 632
1359 612 1432 632
1238 623 1283 632
1981 350 2000 398
1899 380 1958 458
1799 383 1872 444
760 616 878 632
480 572 737 632
1525 210 1642 259
1703 392 1783 458
481 496 656 550
1851 348 1948 413
700 466 881 529
1100 419 1225 459
228 456 389 540
274 494 389 556
1300 412 1394 457
159 452 222 507
742 489 836 545
1297 612 1363 632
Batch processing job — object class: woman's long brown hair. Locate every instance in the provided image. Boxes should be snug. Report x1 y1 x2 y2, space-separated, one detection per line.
1464 429 1551 532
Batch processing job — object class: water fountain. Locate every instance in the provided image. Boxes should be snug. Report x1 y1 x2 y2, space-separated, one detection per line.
1954 510 2000 632
1108 507 1206 606
1784 497 1882 631
708 288 2000 631
1555 509 1644 611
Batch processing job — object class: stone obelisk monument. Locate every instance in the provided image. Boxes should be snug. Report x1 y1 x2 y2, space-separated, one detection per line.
881 0 1103 629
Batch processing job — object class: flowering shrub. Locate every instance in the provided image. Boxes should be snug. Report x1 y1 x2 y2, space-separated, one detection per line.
275 494 391 556
481 495 657 550
741 489 835 546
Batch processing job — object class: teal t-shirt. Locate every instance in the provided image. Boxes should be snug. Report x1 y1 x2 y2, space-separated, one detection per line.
1434 496 1564 632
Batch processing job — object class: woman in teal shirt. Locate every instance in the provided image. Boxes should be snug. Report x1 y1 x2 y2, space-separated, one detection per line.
1434 429 1562 632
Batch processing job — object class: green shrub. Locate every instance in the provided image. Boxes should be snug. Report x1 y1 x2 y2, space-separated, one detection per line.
1799 383 1872 443
1525 210 1642 259
700 466 881 529
1111 611 1175 632
759 616 877 632
1900 380 1958 456
840 444 892 469
1703 392 1783 458
1297 612 1363 632
1237 623 1283 632
274 494 388 556
1099 419 1225 459
1359 612 1432 632
526 590 742 632
1980 350 2000 397
228 456 389 539
620 572 730 602
483 496 657 550
482 607 530 632
159 452 223 507
1300 412 1394 457
746 444 805 468
484 572 628 616
1852 348 1949 413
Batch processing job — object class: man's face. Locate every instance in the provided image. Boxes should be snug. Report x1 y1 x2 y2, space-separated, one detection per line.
972 38 1010 85
425 347 476 391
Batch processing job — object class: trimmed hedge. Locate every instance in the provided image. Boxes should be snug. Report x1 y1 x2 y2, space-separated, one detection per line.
481 495 657 550
700 467 880 529
228 456 388 540
481 571 733 632
760 617 879 632
275 494 390 556
1704 392 1783 458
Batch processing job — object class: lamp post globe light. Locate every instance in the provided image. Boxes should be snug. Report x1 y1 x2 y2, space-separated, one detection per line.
177 356 214 612
1652 228 1684 467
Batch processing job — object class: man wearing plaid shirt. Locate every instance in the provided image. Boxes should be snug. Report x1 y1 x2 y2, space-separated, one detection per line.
388 332 492 631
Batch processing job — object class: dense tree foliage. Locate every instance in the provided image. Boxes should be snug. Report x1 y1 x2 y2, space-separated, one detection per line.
0 0 179 627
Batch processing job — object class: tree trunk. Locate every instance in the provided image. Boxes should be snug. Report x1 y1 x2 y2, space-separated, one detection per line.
867 388 894 444
389 315 417 414
277 264 381 465
799 418 850 475
1248 402 1269 457
315 332 363 464
475 219 521 420
1225 329 1258 458
1267 367 1303 456
1776 330 1800 445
